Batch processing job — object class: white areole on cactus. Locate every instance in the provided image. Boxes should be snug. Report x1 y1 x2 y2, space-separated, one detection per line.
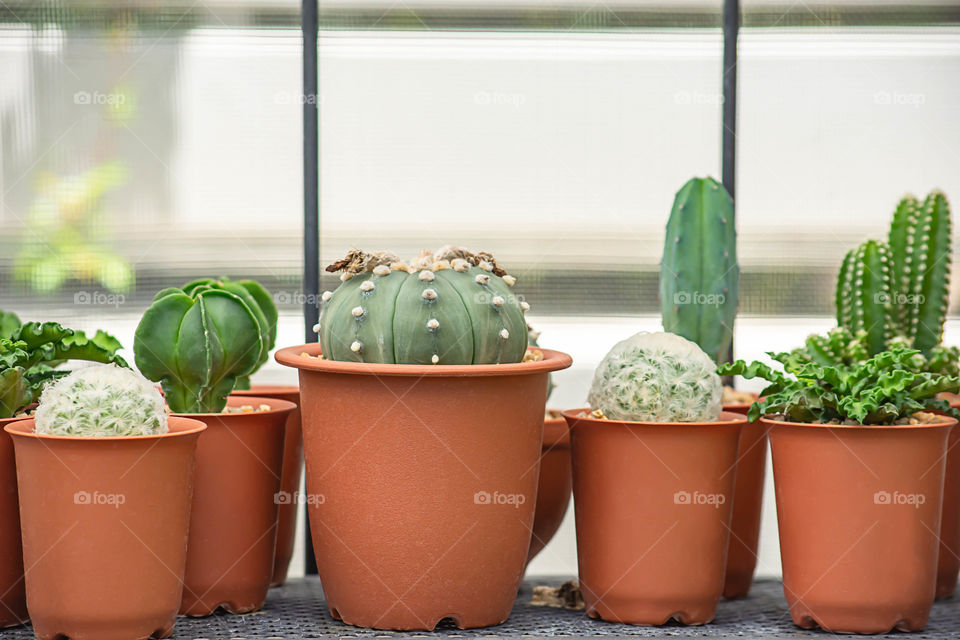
34 364 169 437
587 331 722 423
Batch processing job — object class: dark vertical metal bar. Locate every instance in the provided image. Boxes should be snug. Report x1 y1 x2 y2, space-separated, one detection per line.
302 0 319 576
721 0 739 368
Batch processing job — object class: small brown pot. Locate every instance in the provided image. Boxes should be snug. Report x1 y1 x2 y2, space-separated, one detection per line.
177 396 295 617
527 411 572 564
721 396 768 599
563 409 745 626
275 344 572 630
231 385 302 587
936 394 960 599
767 416 954 634
6 417 206 640
0 415 29 629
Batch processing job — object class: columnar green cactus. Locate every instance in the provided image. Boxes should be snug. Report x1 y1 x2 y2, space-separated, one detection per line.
835 239 895 355
888 191 952 354
34 364 168 437
317 247 529 365
134 284 264 413
659 177 739 365
587 331 722 423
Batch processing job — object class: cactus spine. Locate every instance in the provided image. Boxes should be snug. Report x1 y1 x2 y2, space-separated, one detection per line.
659 177 739 365
836 239 894 355
318 247 529 365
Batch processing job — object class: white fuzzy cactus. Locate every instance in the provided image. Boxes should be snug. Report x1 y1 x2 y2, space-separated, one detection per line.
587 331 722 423
34 364 168 437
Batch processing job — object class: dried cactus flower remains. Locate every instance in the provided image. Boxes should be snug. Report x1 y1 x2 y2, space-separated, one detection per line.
316 247 528 365
587 331 723 423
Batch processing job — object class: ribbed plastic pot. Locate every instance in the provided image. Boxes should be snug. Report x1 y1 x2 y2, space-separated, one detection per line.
722 396 768 599
275 344 572 630
231 385 303 587
563 409 745 626
527 412 572 564
6 417 205 640
0 415 29 629
937 395 960 599
177 396 295 616
767 416 953 634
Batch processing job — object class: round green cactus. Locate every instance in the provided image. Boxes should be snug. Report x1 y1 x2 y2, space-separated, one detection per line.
317 247 529 365
34 364 168 437
587 331 722 423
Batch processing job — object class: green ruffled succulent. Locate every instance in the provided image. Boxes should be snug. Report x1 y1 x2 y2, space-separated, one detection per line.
719 346 960 425
0 311 127 419
34 364 167 437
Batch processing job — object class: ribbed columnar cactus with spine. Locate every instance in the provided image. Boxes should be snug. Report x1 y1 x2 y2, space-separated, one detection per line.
34 364 168 437
835 239 894 355
659 177 739 365
587 331 722 423
317 247 529 365
888 191 952 354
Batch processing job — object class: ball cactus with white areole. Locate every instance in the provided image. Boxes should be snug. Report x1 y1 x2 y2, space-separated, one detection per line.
34 363 168 437
316 246 530 365
587 331 722 423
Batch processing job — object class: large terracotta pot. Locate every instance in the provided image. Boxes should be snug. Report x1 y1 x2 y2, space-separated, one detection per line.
275 344 572 630
767 416 953 634
177 396 295 616
6 417 205 640
936 394 960 599
563 409 745 626
231 385 302 587
721 396 768 599
527 412 572 564
0 415 29 629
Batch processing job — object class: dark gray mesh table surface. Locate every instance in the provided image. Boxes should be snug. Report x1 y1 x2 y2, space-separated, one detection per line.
4 577 960 639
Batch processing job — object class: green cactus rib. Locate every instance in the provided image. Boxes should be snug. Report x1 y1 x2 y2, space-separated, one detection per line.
890 191 952 354
836 239 894 355
318 249 529 365
659 176 739 365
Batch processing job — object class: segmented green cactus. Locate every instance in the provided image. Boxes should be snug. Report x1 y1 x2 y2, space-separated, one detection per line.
134 284 264 413
34 364 168 437
888 191 952 354
659 177 739 365
317 247 529 365
836 239 894 355
587 331 722 423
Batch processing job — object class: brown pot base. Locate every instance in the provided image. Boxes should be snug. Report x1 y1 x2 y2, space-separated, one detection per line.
584 597 717 626
328 604 509 631
180 592 266 617
32 618 175 640
788 601 930 634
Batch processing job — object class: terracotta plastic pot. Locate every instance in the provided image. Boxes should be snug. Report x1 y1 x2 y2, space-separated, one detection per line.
6 417 206 640
275 344 572 630
527 412 572 564
0 415 29 629
767 416 954 634
231 385 302 587
936 395 960 599
563 409 745 626
177 396 295 617
721 396 768 599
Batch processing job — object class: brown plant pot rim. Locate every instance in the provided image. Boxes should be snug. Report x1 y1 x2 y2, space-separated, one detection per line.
561 408 748 429
543 413 569 448
4 416 208 440
169 396 298 418
232 385 300 396
275 344 572 377
759 415 958 431
722 392 760 413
